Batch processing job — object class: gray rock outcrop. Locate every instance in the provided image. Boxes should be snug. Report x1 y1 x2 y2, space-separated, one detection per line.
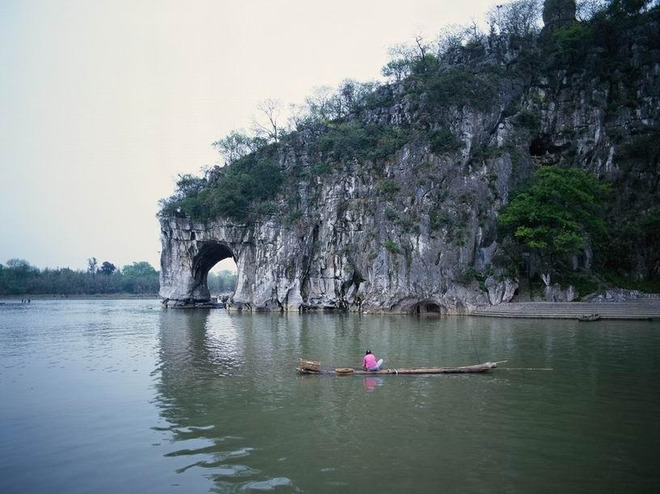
159 7 659 313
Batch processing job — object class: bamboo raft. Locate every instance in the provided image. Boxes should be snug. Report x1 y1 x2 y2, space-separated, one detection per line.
297 359 502 375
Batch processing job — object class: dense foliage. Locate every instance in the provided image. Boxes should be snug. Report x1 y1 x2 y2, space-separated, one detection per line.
0 259 160 296
498 166 610 271
159 152 283 222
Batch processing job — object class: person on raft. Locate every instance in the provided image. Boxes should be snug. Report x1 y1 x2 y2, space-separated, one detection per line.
362 349 384 371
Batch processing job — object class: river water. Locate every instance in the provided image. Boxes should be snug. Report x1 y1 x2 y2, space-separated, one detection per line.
0 299 658 493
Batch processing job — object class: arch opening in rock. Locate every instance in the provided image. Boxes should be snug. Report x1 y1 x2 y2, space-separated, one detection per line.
191 241 236 302
411 301 444 315
208 257 238 302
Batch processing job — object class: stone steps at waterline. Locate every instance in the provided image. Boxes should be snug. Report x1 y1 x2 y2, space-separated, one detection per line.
472 300 660 320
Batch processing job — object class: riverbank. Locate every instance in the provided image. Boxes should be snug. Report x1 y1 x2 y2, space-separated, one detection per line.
0 293 159 302
473 298 660 320
3 294 660 320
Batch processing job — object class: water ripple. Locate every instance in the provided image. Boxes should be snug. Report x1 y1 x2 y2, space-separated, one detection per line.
2 302 659 494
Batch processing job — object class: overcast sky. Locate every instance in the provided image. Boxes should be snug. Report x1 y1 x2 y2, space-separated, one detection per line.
1 0 498 272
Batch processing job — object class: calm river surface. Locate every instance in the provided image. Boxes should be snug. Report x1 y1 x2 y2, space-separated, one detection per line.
1 299 658 493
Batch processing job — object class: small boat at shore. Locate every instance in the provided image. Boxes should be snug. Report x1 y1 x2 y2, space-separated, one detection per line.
161 299 225 309
297 359 502 375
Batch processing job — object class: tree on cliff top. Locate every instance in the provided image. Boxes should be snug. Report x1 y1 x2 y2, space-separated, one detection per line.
542 0 577 33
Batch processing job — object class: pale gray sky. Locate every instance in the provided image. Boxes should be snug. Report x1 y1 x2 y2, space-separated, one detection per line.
1 0 497 272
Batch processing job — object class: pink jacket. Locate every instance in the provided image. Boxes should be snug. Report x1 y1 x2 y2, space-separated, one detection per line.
363 353 377 369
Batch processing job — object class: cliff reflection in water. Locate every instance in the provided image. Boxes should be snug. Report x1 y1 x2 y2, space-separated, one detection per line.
150 310 508 492
152 309 309 492
150 309 660 493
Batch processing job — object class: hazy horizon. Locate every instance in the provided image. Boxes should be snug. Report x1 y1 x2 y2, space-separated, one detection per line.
1 0 498 273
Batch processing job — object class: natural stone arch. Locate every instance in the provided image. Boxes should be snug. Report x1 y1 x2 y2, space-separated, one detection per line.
159 217 245 304
191 241 236 301
158 212 495 312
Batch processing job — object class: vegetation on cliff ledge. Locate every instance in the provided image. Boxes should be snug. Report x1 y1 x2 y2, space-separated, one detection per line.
498 166 610 271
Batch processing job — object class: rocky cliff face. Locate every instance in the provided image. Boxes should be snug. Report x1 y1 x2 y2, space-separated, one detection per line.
159 7 660 313
159 113 521 313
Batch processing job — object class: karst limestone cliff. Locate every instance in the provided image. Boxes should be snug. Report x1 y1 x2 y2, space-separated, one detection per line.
159 4 659 313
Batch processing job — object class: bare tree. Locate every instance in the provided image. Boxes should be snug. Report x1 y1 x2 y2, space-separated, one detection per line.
288 86 335 128
488 0 543 37
433 24 476 56
327 79 380 120
87 257 98 274
382 42 420 81
287 102 309 131
414 34 429 60
304 86 334 122
252 98 283 143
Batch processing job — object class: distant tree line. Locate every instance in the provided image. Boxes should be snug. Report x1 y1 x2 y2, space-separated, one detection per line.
207 270 238 295
0 258 160 296
0 258 239 297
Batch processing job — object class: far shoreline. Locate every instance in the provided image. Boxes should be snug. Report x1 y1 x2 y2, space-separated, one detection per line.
2 295 659 320
0 293 159 301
